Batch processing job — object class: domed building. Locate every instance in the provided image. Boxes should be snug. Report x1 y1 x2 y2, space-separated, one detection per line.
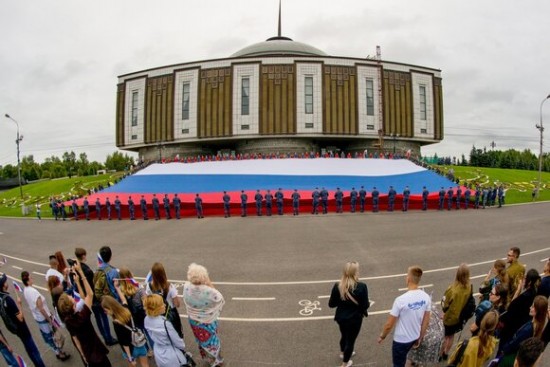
115 13 443 161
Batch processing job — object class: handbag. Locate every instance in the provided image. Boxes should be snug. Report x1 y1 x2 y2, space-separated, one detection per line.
52 326 65 349
347 293 369 318
114 318 147 347
164 320 196 367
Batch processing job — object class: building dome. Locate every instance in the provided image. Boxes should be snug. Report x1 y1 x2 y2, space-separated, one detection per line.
231 36 328 58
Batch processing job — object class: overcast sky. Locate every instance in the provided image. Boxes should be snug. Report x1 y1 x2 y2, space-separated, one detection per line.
1 0 549 166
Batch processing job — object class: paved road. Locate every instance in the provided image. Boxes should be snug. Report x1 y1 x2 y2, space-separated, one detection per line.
0 202 549 366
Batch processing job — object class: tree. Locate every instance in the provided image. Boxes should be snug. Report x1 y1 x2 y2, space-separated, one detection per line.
105 151 134 171
21 155 41 181
0 164 17 179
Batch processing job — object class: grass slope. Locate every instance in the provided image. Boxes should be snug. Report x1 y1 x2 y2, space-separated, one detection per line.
0 173 122 218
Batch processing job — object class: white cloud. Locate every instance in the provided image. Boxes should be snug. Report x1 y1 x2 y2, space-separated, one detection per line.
1 0 549 166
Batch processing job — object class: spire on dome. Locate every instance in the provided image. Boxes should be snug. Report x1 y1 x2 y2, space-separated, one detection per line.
278 0 282 37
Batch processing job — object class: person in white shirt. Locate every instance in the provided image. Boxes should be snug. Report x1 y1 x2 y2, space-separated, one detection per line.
44 255 65 285
378 266 431 367
21 271 70 361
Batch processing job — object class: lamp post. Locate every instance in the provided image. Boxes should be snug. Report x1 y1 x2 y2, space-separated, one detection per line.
536 94 550 199
4 114 23 198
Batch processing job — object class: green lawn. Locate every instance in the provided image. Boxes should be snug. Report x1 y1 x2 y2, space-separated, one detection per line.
435 166 550 204
0 173 123 218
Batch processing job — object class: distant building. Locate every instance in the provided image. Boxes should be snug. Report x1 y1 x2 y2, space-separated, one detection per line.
115 11 443 161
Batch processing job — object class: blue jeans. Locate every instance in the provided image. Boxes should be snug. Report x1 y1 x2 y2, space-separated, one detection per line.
0 343 18 367
37 319 61 354
19 332 46 367
392 340 415 367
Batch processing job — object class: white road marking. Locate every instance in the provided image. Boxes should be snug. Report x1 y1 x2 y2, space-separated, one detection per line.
32 271 46 277
399 284 433 291
317 295 330 299
232 297 276 301
1 247 549 287
541 258 549 262
12 266 22 270
4 273 48 291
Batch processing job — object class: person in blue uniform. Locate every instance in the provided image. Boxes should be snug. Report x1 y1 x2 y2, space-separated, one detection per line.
195 193 203 218
320 187 329 214
265 189 273 216
402 186 410 212
438 187 445 210
474 185 481 209
482 187 489 209
152 194 160 220
105 197 112 220
128 196 135 220
240 190 248 217
497 185 504 208
311 187 320 215
95 198 102 220
387 186 396 212
350 187 358 213
421 186 429 211
254 190 263 216
464 187 471 209
163 194 171 219
71 198 78 220
173 193 181 219
372 186 379 212
59 200 67 221
275 188 284 215
491 187 497 206
223 191 231 218
114 195 122 220
447 187 454 210
455 186 462 210
52 198 59 220
291 189 301 215
359 186 367 213
334 188 344 213
83 196 90 220
140 195 148 220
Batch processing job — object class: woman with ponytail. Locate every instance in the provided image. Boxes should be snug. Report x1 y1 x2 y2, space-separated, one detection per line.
329 262 370 367
448 310 499 366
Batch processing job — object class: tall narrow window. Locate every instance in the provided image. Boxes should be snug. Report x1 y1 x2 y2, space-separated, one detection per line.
305 76 313 114
419 85 427 121
182 83 190 120
366 79 374 116
131 91 138 126
241 77 250 116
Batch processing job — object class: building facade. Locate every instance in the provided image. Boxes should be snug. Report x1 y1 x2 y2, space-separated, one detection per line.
116 35 443 160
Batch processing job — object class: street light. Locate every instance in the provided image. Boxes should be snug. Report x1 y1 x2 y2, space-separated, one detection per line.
535 94 550 199
4 114 23 198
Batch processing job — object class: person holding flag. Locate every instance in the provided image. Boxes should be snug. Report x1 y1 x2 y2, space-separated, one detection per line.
0 273 46 367
20 272 71 361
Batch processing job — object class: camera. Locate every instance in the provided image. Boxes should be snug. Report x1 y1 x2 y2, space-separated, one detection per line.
67 258 76 267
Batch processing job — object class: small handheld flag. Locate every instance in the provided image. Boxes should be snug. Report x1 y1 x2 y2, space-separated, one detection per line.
16 354 27 367
129 278 140 288
12 281 23 293
73 291 82 303
145 271 152 284
97 253 104 267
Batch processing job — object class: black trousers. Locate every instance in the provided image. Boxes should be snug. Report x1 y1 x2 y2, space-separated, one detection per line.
338 318 363 362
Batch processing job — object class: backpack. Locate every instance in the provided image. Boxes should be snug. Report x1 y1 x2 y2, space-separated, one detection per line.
0 294 19 334
93 265 119 301
447 338 469 367
114 317 147 347
459 285 476 327
127 288 146 323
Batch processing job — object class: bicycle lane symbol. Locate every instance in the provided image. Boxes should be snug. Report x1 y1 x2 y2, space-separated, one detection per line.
298 299 322 316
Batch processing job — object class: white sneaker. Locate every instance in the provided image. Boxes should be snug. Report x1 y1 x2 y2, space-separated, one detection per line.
342 360 353 367
339 351 356 359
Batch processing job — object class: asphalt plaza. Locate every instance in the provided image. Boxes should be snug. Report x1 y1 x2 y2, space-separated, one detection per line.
0 202 549 366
